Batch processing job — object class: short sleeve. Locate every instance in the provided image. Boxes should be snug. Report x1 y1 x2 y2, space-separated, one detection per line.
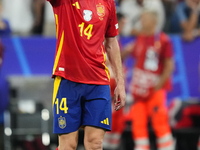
162 36 173 58
105 0 119 37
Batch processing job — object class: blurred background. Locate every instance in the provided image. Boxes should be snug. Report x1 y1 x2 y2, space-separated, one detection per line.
0 0 200 150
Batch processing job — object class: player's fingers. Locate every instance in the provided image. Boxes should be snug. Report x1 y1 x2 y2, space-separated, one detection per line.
114 96 125 111
115 104 121 111
119 92 126 106
114 97 120 111
113 89 118 105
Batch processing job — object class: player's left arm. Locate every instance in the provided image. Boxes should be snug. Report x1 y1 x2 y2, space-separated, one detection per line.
105 37 126 111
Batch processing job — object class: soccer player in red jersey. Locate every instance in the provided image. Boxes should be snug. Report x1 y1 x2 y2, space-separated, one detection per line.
47 0 126 150
122 10 175 150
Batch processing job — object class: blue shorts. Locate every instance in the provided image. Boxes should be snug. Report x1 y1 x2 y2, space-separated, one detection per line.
52 76 112 134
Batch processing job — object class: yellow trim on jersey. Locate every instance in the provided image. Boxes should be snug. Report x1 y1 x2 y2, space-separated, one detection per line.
53 31 64 74
55 14 59 38
72 2 80 9
52 76 62 108
75 2 80 9
101 46 110 81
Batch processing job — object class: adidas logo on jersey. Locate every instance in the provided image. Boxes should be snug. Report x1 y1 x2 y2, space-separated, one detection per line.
101 118 109 125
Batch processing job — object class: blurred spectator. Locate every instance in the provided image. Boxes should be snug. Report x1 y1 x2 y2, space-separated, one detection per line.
31 0 46 35
122 9 175 150
2 0 33 35
170 0 200 41
120 0 165 36
162 0 176 32
0 0 11 37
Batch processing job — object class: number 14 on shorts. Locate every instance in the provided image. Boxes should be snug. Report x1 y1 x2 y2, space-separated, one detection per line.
55 98 68 114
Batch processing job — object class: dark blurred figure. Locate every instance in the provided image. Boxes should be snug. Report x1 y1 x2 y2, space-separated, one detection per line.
32 0 46 35
162 0 176 32
171 0 200 41
0 1 11 37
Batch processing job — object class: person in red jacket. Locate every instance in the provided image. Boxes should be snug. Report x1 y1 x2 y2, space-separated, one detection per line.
122 9 174 150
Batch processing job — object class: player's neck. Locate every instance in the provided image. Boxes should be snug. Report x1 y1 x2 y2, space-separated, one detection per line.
142 27 156 36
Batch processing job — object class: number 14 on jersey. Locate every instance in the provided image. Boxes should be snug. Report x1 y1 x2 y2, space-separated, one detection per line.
78 22 93 40
55 98 68 115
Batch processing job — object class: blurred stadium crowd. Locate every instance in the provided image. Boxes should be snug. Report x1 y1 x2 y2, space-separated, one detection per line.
0 0 200 40
0 0 200 150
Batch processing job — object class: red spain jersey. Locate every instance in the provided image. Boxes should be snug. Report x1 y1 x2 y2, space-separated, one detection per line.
47 0 118 85
129 32 173 100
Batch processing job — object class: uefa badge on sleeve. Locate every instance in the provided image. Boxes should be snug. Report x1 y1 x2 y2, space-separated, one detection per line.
83 10 93 22
58 116 66 129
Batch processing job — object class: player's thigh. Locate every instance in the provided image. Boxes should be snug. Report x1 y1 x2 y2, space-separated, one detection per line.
53 76 82 134
83 85 112 131
84 126 106 150
59 131 79 150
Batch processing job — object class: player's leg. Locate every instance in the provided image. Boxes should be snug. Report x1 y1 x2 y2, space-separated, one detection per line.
52 76 82 150
58 131 79 150
147 90 174 150
82 84 112 150
84 126 105 150
130 101 150 150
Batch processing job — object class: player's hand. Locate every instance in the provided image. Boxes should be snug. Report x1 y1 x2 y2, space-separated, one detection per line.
114 80 126 111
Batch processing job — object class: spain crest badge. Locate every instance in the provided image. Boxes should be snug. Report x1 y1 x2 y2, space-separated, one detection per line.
58 116 66 129
96 3 105 20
